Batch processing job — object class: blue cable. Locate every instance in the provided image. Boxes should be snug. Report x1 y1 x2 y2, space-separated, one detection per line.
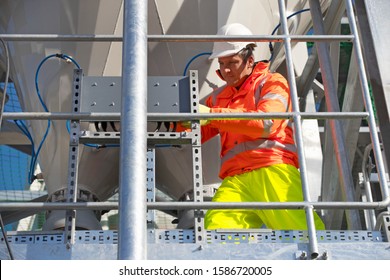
183 52 212 76
30 53 80 183
268 8 311 61
14 120 37 182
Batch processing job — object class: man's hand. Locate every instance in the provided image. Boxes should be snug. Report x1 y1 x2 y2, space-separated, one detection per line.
180 104 211 128
199 104 211 113
180 121 191 129
199 104 211 126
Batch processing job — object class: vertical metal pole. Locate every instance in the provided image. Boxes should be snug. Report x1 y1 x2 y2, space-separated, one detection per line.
309 0 361 229
345 0 389 204
118 0 148 260
277 0 319 259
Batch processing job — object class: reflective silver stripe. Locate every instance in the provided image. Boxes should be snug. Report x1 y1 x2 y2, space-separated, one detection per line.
254 74 272 106
263 119 294 137
262 119 274 137
262 92 289 110
221 139 297 165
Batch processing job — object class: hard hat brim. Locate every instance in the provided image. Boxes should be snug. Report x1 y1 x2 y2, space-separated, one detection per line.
209 49 241 60
209 42 257 60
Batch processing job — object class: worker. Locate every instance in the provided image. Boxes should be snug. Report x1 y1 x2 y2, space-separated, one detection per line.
197 23 325 230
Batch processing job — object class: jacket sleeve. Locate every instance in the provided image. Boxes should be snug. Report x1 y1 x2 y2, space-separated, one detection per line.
201 95 220 143
208 73 291 138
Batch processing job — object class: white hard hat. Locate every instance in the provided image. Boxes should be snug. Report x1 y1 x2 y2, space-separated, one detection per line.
209 23 257 59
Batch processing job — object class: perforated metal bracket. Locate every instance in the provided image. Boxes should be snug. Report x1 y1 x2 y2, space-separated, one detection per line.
64 69 83 245
380 213 390 242
188 70 205 244
146 148 156 228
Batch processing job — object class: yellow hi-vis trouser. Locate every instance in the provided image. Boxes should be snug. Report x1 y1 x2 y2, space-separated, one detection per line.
204 164 325 230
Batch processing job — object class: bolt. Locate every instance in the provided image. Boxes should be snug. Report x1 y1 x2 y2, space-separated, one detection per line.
154 83 159 87
91 102 96 106
172 102 178 106
172 83 177 87
92 82 97 86
297 251 307 260
109 102 115 106
110 82 115 86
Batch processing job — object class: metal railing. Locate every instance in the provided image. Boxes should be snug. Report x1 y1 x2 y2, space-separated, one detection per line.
0 0 389 260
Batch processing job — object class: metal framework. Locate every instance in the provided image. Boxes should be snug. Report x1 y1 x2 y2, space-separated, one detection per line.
0 0 390 260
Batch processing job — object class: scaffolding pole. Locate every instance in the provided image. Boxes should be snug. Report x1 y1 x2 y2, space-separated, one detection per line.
118 0 148 260
277 0 319 259
309 0 361 229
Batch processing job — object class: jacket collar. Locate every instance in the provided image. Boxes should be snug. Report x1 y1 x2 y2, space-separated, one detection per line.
216 60 270 100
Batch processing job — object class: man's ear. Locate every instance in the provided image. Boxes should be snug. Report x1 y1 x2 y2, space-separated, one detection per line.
216 69 225 81
247 56 255 67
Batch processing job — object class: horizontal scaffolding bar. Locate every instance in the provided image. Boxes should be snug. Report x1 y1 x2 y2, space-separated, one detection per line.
0 34 354 42
0 34 122 42
1 112 369 121
0 198 389 211
147 35 354 43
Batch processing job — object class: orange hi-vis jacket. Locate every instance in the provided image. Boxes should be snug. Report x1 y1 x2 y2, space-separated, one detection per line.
202 61 299 179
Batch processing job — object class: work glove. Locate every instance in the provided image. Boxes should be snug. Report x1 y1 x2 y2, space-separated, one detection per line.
180 104 211 128
199 104 211 113
199 104 211 126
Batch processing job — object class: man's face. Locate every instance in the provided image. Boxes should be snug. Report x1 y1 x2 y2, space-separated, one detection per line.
218 54 253 87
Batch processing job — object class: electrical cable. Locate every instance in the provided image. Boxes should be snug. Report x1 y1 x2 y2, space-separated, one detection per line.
182 52 212 76
268 8 310 61
14 119 36 180
31 53 80 183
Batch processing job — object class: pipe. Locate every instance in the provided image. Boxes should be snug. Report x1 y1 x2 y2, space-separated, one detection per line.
1 200 390 212
345 0 390 209
1 111 369 121
117 0 148 260
278 0 319 259
0 34 354 42
309 0 361 230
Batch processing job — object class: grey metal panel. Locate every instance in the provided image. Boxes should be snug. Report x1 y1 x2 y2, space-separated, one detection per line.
80 76 122 113
147 76 190 113
80 75 191 114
